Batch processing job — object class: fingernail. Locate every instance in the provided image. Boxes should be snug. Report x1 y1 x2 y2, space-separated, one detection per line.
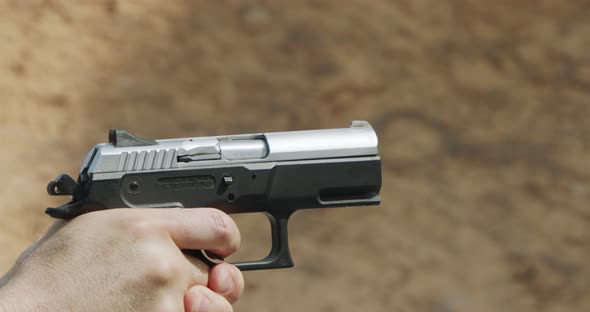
216 267 233 293
189 288 211 312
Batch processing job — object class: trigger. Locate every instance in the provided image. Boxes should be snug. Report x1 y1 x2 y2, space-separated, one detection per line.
183 250 224 267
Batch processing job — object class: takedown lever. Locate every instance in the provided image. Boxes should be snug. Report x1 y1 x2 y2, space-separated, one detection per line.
177 138 222 162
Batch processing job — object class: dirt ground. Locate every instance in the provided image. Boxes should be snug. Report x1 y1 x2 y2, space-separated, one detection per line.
1 1 589 311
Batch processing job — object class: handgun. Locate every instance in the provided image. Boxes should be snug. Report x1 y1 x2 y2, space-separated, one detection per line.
46 121 382 271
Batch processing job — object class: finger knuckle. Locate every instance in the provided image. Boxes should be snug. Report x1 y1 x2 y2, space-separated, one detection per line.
218 298 234 312
126 219 158 241
143 256 183 287
154 295 183 312
224 291 241 305
209 211 239 249
227 277 245 303
199 290 233 312
211 264 244 304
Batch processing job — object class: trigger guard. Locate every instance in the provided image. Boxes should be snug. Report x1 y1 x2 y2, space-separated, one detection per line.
232 210 295 271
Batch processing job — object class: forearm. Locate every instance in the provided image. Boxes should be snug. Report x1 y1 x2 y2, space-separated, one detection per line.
0 297 7 312
0 287 18 312
0 284 37 312
0 221 67 312
0 287 15 312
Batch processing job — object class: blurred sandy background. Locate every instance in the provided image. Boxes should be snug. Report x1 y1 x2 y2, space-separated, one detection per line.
1 1 589 311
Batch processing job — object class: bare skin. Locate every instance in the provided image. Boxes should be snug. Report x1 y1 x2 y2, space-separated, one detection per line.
0 208 245 312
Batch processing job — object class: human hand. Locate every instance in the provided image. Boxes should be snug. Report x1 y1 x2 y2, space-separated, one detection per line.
0 208 244 312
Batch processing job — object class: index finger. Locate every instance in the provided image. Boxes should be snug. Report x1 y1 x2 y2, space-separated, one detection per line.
135 208 241 258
